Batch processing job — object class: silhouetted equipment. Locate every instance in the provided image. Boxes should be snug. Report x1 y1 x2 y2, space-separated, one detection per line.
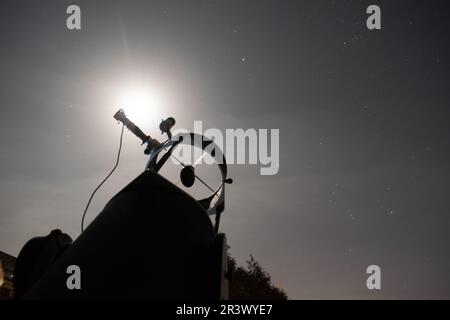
115 110 230 221
14 110 232 299
14 230 72 299
181 165 196 188
159 117 176 139
113 109 161 151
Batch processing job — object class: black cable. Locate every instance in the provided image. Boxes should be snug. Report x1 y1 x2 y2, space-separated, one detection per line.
81 124 125 233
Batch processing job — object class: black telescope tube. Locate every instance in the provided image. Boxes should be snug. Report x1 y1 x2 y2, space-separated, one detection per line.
113 110 149 143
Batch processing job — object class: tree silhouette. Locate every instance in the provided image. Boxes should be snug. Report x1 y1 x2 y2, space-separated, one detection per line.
228 255 287 300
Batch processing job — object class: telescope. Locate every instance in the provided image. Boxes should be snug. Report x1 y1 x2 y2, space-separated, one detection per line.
13 109 232 300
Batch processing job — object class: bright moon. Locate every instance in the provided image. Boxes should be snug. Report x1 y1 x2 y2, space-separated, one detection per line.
117 86 163 121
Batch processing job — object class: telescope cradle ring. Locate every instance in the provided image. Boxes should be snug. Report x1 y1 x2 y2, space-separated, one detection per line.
145 132 229 219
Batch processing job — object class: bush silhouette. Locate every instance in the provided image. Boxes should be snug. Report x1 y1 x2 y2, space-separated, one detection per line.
228 255 287 300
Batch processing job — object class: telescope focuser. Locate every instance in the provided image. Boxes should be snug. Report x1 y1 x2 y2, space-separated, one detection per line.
113 109 161 153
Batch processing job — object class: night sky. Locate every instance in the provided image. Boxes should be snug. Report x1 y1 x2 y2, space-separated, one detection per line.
1 0 450 299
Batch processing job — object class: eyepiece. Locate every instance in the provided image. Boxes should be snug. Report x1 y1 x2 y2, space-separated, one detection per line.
113 109 150 144
113 109 127 122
